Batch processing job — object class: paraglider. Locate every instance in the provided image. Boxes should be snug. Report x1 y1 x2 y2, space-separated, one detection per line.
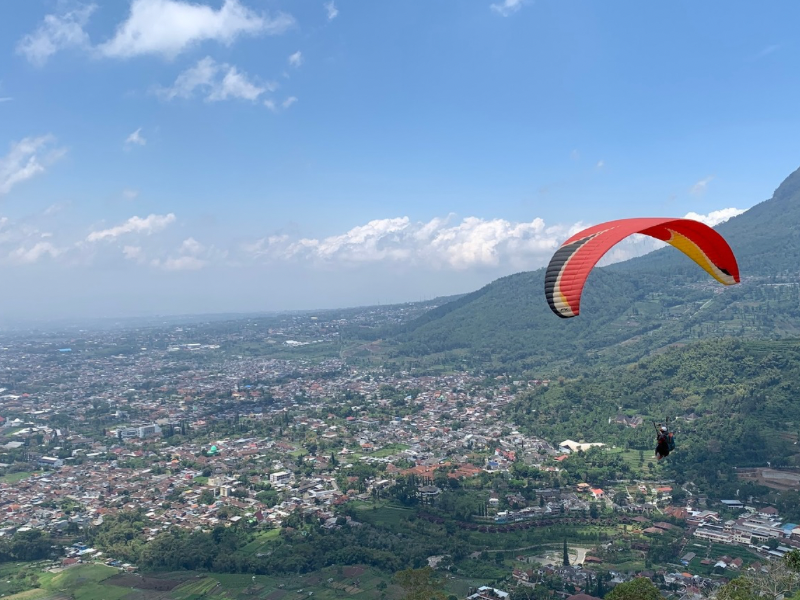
654 419 675 460
544 217 740 318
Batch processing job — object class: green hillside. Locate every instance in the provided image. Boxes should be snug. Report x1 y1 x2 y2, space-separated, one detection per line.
371 165 800 374
510 336 800 508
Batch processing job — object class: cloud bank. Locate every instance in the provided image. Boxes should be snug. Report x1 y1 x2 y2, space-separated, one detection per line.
0 207 746 274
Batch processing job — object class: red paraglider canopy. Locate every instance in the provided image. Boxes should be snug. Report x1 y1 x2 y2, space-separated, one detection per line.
544 217 740 318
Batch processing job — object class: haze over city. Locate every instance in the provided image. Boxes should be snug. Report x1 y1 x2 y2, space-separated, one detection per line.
2 0 800 320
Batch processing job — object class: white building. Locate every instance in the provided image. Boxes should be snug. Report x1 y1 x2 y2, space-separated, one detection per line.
137 424 161 438
558 439 605 453
269 471 292 485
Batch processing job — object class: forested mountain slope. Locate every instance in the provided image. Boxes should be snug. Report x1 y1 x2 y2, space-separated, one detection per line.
510 337 800 500
376 165 800 374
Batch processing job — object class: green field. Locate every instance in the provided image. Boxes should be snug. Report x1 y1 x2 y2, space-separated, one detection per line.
0 471 36 483
353 504 414 526
5 563 406 600
237 529 280 555
607 447 657 469
0 562 49 597
171 576 221 599
45 564 129 600
370 444 410 458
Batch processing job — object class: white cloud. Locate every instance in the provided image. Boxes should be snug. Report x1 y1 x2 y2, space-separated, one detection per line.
282 96 298 109
245 215 573 270
0 98 12 103
596 159 605 169
264 99 277 112
209 65 266 101
570 149 580 160
44 203 68 216
684 207 746 227
155 255 208 271
125 128 146 146
123 245 144 261
149 236 228 271
159 56 275 103
16 4 96 66
16 0 294 66
7 241 62 264
86 213 176 242
179 237 204 255
122 188 139 200
0 135 66 196
98 0 294 60
490 0 523 17
243 208 751 271
324 1 338 20
288 51 303 67
690 175 714 195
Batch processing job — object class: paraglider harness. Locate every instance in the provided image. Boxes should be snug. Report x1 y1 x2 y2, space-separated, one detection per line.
654 419 675 457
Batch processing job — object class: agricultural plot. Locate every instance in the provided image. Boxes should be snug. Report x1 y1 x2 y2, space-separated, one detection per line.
171 576 221 599
238 529 281 556
354 505 413 527
0 562 504 600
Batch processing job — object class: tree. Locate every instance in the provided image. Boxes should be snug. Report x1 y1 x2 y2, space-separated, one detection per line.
605 577 661 600
716 577 757 600
786 549 800 573
750 558 800 599
563 538 569 566
394 567 447 600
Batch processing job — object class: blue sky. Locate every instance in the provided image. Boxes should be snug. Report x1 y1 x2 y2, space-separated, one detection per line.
1 0 799 321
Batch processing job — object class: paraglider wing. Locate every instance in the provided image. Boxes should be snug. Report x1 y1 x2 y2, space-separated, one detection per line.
544 217 740 318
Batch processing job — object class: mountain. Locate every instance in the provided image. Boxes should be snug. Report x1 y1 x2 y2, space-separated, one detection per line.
374 165 800 375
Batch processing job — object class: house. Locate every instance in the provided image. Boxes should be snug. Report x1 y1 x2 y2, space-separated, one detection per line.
758 506 779 519
468 587 509 600
417 485 441 499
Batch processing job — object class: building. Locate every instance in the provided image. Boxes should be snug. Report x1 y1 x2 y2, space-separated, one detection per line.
269 471 292 485
137 424 162 438
116 427 139 440
418 485 441 499
468 587 509 600
38 456 64 469
558 440 605 453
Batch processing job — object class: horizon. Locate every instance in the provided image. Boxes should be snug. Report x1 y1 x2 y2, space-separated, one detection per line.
2 1 799 321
